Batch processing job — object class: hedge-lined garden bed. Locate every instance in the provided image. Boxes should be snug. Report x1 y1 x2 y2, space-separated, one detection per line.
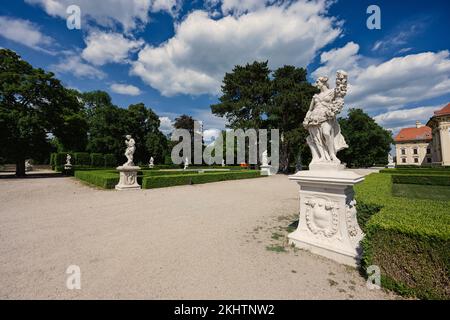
74 169 263 190
142 170 262 189
391 174 450 186
355 173 450 299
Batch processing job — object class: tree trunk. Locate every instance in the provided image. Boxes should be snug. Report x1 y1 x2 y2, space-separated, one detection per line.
15 159 26 177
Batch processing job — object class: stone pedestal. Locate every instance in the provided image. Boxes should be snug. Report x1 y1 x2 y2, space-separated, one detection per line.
386 163 395 169
115 166 141 190
260 165 274 176
288 167 365 267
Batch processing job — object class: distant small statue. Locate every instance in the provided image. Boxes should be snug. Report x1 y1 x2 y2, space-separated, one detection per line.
123 135 136 167
261 149 269 166
149 156 154 169
65 154 72 166
25 159 33 172
386 153 395 168
184 156 189 170
221 159 225 167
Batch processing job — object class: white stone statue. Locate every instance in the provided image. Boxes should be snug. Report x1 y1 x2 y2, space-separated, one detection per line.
303 70 348 168
149 156 154 169
65 154 72 166
386 153 395 168
261 149 269 166
25 159 33 171
116 135 140 190
123 135 136 167
221 159 225 167
183 156 189 170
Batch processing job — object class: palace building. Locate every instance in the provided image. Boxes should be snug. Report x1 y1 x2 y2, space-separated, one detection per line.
427 103 450 166
394 103 450 166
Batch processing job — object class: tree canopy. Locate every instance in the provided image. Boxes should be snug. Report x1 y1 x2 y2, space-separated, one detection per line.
0 49 84 175
338 108 393 167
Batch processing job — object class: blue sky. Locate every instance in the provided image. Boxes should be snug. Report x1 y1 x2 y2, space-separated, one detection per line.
1 0 449 138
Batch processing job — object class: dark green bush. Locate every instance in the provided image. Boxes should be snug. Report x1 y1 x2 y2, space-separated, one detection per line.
142 170 262 189
90 153 104 167
74 152 90 166
380 168 450 176
392 174 450 186
104 154 117 167
50 153 57 169
356 173 450 299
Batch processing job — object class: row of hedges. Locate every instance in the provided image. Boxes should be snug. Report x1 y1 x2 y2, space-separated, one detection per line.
392 174 450 186
380 168 450 176
355 173 450 299
142 170 262 189
50 152 117 169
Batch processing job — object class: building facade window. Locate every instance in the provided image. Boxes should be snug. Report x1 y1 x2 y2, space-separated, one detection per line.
401 149 406 155
427 148 431 154
427 157 432 163
414 158 419 163
402 158 406 163
413 148 418 155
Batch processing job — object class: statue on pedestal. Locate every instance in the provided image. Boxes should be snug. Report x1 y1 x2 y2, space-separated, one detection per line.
303 70 348 168
115 135 140 190
184 156 189 170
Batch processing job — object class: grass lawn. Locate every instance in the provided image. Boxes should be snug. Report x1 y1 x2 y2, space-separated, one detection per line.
392 183 450 201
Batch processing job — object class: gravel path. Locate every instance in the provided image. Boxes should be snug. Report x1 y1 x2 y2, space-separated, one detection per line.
0 172 396 299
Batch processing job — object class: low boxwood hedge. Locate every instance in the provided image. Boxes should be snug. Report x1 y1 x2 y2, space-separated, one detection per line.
380 168 450 176
74 170 119 189
355 173 450 299
392 174 450 186
142 170 262 189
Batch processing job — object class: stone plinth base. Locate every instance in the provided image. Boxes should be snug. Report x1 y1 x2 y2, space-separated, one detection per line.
115 166 141 190
386 163 395 169
64 164 72 170
288 168 365 267
260 165 274 176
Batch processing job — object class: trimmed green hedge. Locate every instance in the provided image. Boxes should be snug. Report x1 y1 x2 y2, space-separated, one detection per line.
380 169 450 176
356 173 450 299
392 174 450 186
90 153 104 167
142 170 262 189
74 152 90 166
74 170 119 189
104 154 117 167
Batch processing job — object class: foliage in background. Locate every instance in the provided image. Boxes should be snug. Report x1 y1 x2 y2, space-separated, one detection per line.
338 108 393 167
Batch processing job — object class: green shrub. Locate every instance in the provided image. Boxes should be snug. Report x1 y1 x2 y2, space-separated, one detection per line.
104 154 117 167
392 174 450 186
74 152 90 166
142 170 262 189
74 170 119 189
356 173 450 299
90 153 104 167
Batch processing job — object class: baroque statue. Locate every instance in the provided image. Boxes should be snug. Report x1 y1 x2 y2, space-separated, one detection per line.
303 70 348 167
123 135 136 167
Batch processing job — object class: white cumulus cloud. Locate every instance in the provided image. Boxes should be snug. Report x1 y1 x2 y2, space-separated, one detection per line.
313 42 450 111
110 83 142 96
0 16 54 53
131 0 341 96
82 31 144 66
50 54 106 79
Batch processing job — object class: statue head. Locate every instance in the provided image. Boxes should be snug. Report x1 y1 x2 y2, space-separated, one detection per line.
125 134 131 140
314 76 329 90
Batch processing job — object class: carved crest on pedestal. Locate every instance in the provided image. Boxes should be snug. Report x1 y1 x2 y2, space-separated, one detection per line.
304 198 339 237
345 199 359 237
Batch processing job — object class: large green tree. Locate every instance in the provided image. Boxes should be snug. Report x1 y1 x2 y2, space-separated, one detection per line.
268 66 317 172
211 61 271 130
338 108 393 167
0 49 84 176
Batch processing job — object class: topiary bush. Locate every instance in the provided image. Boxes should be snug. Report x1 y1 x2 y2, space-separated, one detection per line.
90 153 104 167
356 173 450 299
74 152 90 166
104 154 117 168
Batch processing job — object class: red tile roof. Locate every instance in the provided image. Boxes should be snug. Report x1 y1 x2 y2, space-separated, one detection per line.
434 103 450 116
394 126 432 142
